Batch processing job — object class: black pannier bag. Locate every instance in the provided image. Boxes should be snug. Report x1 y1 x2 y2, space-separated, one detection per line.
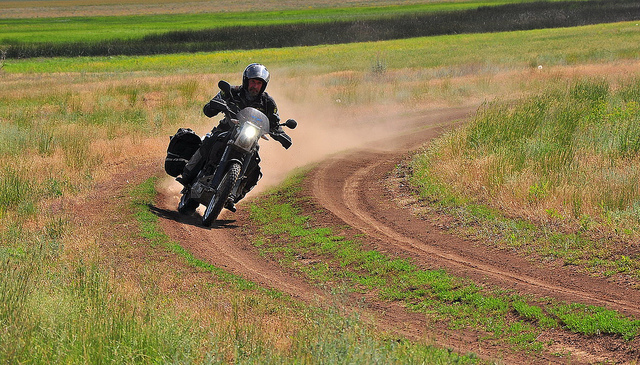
164 128 202 177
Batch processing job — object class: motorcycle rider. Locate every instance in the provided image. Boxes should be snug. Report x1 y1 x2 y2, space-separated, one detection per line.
177 63 292 211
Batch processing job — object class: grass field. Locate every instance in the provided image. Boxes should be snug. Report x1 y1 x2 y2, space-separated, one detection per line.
2 0 630 59
0 3 471 43
0 0 540 44
409 77 640 278
2 1 640 362
0 0 566 18
4 20 639 76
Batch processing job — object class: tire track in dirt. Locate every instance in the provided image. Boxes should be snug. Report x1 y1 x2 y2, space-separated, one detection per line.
156 106 640 363
154 106 474 306
309 124 640 318
155 191 327 304
302 114 640 363
156 174 525 364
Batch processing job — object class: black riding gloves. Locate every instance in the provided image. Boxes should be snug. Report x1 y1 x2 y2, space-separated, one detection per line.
271 131 292 149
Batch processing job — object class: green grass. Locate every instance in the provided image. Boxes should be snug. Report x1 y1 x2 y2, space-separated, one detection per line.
2 0 634 59
128 177 484 364
4 20 639 74
0 1 551 44
0 217 201 363
0 164 68 219
1 174 485 363
550 303 640 340
408 77 640 280
247 170 640 354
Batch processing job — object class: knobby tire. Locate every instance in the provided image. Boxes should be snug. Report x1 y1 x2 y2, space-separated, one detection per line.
202 162 241 226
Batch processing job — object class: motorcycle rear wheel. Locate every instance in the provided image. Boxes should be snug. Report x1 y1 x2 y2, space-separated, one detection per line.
202 162 241 226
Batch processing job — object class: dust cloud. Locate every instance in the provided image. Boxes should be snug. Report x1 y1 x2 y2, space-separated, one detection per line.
247 83 420 196
160 78 430 204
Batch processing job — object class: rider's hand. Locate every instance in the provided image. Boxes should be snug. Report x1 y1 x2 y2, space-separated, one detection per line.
270 131 292 149
203 100 221 118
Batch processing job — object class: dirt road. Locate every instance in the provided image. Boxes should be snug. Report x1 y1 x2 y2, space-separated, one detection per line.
154 106 640 363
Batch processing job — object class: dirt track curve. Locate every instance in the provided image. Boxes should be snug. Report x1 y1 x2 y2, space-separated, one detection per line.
156 107 640 364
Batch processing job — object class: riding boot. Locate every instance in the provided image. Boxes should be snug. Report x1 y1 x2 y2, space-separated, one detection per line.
178 148 205 186
236 161 262 201
224 196 237 212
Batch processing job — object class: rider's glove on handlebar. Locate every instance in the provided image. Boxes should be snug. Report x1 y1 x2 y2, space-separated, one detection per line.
203 99 221 118
271 131 292 149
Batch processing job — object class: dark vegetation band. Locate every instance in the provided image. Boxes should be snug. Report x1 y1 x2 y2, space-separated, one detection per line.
4 0 640 59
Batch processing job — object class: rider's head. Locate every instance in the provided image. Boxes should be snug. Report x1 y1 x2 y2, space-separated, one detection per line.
242 63 270 98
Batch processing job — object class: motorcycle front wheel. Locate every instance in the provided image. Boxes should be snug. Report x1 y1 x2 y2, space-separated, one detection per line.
202 162 241 226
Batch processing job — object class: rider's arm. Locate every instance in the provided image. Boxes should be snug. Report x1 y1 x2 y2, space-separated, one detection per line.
264 94 281 129
203 91 226 118
264 96 292 149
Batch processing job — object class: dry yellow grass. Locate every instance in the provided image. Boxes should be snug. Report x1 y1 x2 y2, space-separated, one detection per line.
419 62 640 244
6 59 640 200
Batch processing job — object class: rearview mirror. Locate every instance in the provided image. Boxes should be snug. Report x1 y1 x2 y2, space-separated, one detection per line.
218 80 231 94
284 119 297 129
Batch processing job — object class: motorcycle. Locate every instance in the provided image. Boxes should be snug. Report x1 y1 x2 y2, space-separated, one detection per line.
177 80 297 226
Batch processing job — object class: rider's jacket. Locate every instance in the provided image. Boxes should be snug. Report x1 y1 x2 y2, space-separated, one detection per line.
203 85 291 149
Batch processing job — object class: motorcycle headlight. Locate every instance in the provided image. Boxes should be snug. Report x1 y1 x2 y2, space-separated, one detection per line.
233 122 261 151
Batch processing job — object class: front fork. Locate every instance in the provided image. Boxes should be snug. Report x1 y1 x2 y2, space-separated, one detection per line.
230 150 255 200
209 143 255 200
